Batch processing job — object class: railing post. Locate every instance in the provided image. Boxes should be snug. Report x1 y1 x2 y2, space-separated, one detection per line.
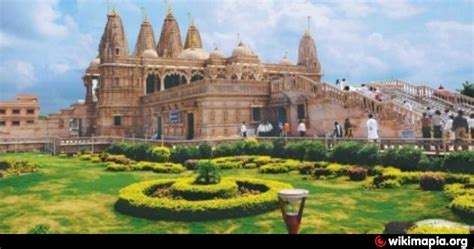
91 134 95 154
53 137 56 156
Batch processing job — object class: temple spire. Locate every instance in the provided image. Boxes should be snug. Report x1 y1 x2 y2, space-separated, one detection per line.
157 3 183 58
184 16 202 49
99 9 129 59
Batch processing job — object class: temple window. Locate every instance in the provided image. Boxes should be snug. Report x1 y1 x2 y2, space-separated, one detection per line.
164 74 187 89
115 48 120 55
114 116 122 126
146 74 156 94
12 121 20 126
191 74 204 83
12 109 20 115
297 104 306 119
0 109 5 114
27 109 35 114
26 120 35 125
0 121 5 126
252 108 262 122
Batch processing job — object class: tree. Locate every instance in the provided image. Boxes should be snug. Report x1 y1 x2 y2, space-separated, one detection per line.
459 81 474 97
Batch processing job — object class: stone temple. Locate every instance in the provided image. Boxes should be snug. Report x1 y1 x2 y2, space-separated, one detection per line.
1 6 473 139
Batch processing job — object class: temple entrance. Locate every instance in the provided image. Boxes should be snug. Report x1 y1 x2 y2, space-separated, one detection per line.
187 113 194 140
277 107 287 124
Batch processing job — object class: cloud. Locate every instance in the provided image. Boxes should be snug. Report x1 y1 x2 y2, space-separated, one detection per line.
0 61 36 90
378 0 424 19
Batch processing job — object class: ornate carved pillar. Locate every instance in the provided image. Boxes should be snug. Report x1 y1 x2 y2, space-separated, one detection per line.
83 75 93 104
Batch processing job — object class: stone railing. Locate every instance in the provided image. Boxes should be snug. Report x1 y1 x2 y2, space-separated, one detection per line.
369 79 474 110
142 79 270 105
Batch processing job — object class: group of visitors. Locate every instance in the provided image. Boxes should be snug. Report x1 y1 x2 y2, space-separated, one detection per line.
240 120 308 138
420 108 473 150
330 118 354 138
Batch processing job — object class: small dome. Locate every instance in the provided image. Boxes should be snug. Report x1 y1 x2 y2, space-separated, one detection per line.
178 48 209 60
280 55 293 66
89 58 101 67
232 42 256 57
142 49 158 58
209 47 225 59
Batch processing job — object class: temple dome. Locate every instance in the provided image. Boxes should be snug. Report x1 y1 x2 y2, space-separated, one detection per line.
209 47 225 59
232 42 255 57
178 48 209 60
89 58 101 67
142 49 158 58
280 55 293 66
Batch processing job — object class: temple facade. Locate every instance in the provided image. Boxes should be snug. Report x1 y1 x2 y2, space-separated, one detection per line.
2 6 472 139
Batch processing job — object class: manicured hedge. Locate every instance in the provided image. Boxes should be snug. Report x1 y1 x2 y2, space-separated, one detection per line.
406 224 469 234
115 178 292 221
444 151 474 174
170 178 238 200
449 194 474 219
444 184 474 200
0 159 39 178
419 173 445 191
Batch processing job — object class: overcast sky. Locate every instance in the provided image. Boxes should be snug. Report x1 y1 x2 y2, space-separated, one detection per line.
0 0 473 114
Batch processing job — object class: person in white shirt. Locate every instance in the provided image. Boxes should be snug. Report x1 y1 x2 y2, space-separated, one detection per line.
257 122 265 137
444 115 455 140
297 120 307 137
367 114 379 142
240 122 247 138
340 78 347 91
403 100 413 111
333 122 343 138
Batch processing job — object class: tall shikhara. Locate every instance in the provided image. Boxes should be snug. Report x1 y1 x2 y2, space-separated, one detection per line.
98 10 129 60
156 10 183 58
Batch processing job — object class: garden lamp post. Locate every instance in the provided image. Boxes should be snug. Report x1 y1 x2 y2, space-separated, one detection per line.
278 189 309 234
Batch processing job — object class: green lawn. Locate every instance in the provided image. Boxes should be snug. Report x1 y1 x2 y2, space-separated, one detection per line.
0 153 468 234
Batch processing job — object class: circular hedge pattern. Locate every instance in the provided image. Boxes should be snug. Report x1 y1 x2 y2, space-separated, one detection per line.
170 178 238 200
115 178 292 221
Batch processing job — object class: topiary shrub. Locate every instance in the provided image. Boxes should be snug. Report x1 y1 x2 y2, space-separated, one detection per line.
0 160 11 171
116 178 292 221
418 155 444 171
381 146 423 171
79 154 92 161
449 194 474 218
171 178 238 200
127 143 153 161
349 167 368 181
330 141 364 165
90 157 102 163
444 184 474 200
356 144 379 166
151 163 186 174
184 159 200 170
379 179 401 189
444 151 474 174
243 138 259 155
445 174 471 184
150 147 171 163
272 138 287 158
419 173 446 191
195 161 221 185
106 143 130 156
170 146 199 164
243 163 258 169
106 163 129 172
253 156 272 166
326 163 351 177
105 155 132 165
213 143 237 158
284 141 307 161
313 168 332 178
303 141 327 162
198 144 213 159
298 162 315 175
258 164 290 174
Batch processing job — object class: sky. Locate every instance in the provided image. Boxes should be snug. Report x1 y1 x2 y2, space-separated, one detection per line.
0 0 473 114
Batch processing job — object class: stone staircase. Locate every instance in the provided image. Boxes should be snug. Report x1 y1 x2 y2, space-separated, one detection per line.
271 76 423 137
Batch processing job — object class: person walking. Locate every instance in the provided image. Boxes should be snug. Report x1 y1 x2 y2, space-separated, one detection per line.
344 118 353 138
283 122 290 137
297 120 307 137
367 114 379 142
421 113 432 150
431 110 444 153
241 122 247 138
333 122 343 138
452 110 469 151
